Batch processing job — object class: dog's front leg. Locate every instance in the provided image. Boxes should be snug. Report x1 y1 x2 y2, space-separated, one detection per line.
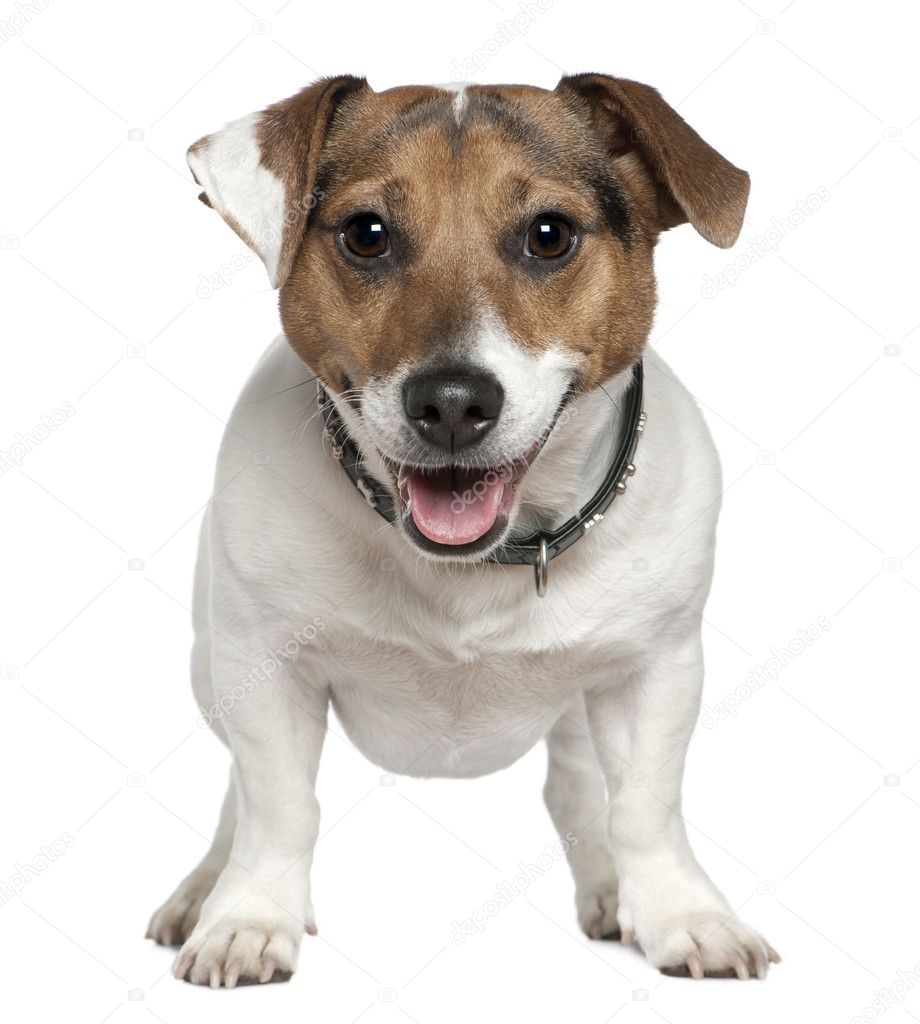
585 636 779 979
174 646 327 988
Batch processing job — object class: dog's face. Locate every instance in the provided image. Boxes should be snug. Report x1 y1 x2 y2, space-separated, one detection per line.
189 75 748 559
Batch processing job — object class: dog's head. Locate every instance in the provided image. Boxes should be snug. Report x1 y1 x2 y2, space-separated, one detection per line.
189 75 748 559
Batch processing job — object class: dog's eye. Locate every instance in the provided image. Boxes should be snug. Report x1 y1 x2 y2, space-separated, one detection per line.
341 213 391 258
525 216 574 259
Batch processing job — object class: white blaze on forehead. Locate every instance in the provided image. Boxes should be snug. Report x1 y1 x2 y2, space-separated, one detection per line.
187 111 288 287
452 87 468 126
437 82 468 126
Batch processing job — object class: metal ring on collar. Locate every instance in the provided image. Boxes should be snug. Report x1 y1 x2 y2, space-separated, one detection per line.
534 535 549 597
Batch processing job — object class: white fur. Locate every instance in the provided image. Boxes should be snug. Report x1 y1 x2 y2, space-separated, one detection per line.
149 330 776 985
437 81 468 125
452 86 468 125
187 112 288 287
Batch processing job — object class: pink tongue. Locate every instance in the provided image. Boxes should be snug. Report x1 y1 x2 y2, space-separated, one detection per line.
406 466 506 545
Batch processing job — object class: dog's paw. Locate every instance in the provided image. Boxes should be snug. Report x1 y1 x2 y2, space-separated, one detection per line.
639 911 779 979
576 884 620 941
147 871 218 947
174 915 302 988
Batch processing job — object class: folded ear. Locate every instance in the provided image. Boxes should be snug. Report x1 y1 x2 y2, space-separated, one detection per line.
556 73 750 248
187 75 368 288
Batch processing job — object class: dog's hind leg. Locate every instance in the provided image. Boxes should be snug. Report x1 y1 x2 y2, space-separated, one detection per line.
147 773 236 947
544 695 620 940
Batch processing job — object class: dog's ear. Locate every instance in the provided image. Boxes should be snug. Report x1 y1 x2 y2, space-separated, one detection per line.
187 75 369 288
556 73 749 248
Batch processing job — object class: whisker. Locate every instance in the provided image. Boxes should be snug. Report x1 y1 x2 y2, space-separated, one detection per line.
244 374 321 405
597 382 624 415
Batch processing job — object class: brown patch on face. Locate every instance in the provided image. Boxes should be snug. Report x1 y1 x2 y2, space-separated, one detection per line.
279 76 743 396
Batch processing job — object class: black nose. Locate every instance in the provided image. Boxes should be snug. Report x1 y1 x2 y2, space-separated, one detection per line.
403 371 504 452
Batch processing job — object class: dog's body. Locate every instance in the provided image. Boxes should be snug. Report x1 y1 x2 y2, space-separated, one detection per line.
196 339 716 777
149 77 777 985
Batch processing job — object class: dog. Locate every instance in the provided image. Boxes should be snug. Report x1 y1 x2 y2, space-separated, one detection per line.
147 73 779 986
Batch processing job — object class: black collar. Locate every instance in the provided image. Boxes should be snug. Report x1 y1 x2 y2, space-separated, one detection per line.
318 361 645 596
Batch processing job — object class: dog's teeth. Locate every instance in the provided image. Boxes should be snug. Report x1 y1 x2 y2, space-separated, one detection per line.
396 463 413 507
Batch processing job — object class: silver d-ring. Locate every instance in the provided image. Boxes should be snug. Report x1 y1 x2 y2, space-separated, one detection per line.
534 536 549 597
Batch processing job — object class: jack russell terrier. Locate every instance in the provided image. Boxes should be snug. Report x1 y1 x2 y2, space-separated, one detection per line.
147 74 779 986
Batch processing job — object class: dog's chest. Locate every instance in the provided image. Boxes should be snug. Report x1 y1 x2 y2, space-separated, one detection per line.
299 560 649 778
322 630 603 778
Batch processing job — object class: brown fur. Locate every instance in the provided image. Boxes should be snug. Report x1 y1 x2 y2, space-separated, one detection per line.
556 74 750 247
194 76 748 396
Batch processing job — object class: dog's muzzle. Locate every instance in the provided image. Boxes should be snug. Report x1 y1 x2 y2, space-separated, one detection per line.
318 361 645 595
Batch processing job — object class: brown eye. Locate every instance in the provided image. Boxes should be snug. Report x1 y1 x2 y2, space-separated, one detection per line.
525 216 574 259
342 213 390 258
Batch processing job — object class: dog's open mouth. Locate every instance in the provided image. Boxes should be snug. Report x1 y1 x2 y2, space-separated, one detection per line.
374 387 574 556
382 445 541 555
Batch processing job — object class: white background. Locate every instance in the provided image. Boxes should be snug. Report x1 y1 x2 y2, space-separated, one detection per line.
1 0 918 1021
